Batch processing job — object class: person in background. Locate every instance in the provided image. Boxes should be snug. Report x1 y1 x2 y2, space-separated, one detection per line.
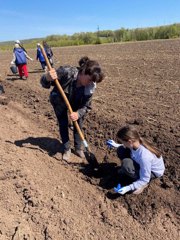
107 125 165 195
11 43 33 80
36 43 46 71
15 40 27 53
40 56 104 161
42 41 54 67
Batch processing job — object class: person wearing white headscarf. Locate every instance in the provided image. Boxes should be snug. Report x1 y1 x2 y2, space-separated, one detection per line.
11 43 33 80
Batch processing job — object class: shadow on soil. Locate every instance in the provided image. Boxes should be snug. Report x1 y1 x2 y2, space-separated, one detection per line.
6 76 21 81
28 69 44 74
79 160 133 199
12 136 64 156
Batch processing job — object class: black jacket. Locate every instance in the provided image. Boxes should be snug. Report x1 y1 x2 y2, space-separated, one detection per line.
41 66 95 118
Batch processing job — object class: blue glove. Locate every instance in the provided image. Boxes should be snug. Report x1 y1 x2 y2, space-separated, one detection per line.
114 184 132 195
114 183 122 193
106 139 123 148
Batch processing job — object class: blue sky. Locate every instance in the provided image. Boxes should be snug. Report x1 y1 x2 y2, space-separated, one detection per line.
0 0 179 42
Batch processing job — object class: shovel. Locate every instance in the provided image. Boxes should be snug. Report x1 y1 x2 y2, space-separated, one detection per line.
40 44 99 167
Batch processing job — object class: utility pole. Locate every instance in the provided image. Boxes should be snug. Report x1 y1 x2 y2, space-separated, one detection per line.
97 25 100 38
96 25 101 44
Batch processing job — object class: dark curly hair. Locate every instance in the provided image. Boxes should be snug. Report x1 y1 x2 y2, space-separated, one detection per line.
78 56 104 83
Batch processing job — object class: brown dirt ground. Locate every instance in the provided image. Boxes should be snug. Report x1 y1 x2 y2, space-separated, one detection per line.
0 39 179 240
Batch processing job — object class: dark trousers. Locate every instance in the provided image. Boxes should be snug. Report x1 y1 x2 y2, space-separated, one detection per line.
40 61 46 70
53 104 84 151
117 146 156 180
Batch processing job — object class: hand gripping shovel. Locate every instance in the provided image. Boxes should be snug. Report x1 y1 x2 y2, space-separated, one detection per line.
40 44 98 167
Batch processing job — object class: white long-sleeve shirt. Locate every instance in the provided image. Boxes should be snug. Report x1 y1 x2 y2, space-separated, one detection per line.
129 144 165 190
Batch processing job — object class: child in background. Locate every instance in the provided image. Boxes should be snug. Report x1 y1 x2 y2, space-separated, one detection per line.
36 43 46 71
11 43 33 80
107 125 165 195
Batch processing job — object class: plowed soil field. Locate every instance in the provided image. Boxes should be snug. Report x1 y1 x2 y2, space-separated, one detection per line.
0 39 179 239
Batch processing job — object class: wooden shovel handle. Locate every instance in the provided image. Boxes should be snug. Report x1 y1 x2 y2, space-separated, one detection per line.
39 44 85 141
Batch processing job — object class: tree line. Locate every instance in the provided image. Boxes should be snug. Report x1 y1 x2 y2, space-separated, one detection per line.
0 23 180 50
43 23 180 46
